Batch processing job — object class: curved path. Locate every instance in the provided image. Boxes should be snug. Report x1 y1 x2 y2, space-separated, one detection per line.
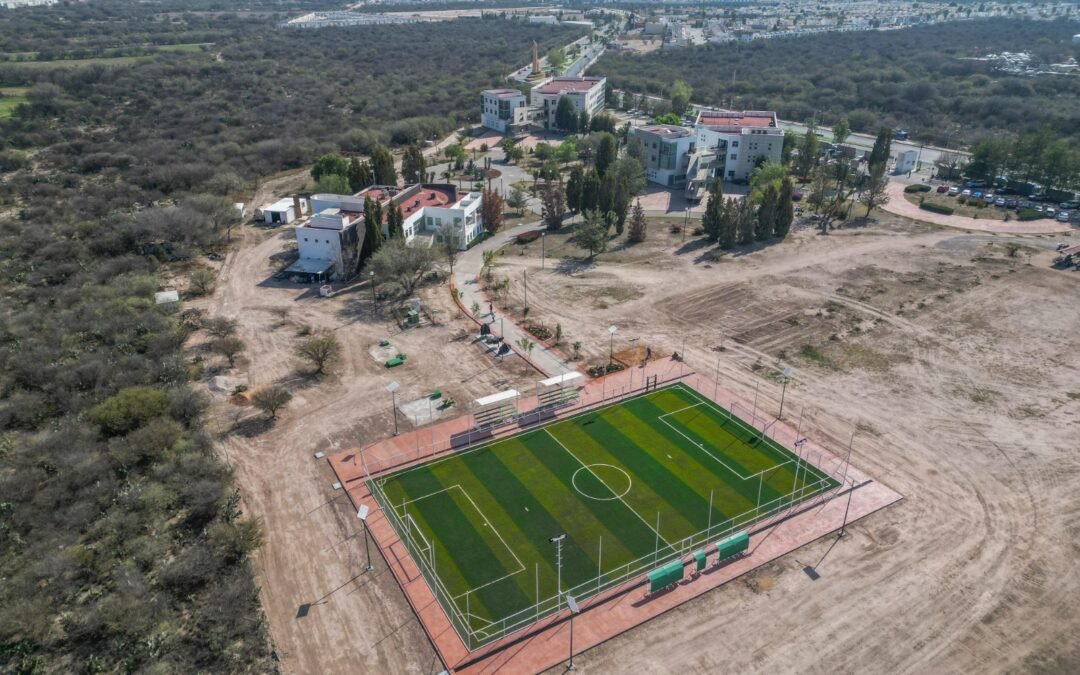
882 181 1074 234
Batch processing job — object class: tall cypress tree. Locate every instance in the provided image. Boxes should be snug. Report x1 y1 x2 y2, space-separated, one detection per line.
702 179 724 241
775 179 795 238
387 203 404 238
361 196 384 267
756 184 779 240
718 197 737 249
371 146 397 186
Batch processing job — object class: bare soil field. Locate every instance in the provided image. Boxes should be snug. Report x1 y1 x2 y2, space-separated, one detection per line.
486 214 1080 674
200 206 1080 673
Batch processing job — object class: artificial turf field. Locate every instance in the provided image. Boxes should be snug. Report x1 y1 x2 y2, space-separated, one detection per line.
372 383 838 644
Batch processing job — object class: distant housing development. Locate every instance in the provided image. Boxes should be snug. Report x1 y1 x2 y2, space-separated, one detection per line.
283 184 483 283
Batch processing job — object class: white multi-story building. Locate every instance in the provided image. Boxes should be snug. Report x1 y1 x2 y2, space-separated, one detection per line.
686 110 784 199
531 76 606 129
284 184 484 283
629 124 696 188
480 89 530 135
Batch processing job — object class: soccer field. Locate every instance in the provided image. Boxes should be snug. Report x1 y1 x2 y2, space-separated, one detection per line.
371 383 839 647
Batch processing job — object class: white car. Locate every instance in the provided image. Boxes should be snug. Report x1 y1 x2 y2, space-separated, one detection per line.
948 186 960 196
1057 211 1071 223
961 189 972 197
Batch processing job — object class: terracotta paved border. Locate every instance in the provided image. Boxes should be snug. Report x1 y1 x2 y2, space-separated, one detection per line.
327 361 902 674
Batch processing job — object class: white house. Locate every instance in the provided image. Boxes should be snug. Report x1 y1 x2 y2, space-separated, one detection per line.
629 124 696 188
531 76 606 129
685 110 784 199
283 185 484 282
480 89 530 135
259 197 307 225
895 149 918 174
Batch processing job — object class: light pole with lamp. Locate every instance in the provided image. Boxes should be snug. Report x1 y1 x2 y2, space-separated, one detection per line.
356 505 373 571
523 268 527 309
549 534 565 611
779 367 792 420
386 381 400 436
369 270 376 310
682 205 690 242
541 231 546 269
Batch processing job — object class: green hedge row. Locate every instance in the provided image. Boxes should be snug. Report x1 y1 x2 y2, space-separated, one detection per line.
920 202 955 215
905 183 932 193
1016 208 1043 221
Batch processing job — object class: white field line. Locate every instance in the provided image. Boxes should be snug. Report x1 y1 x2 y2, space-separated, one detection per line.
399 483 526 601
543 427 676 551
670 383 832 486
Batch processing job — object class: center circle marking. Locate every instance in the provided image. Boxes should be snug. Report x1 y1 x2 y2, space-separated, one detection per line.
572 464 632 501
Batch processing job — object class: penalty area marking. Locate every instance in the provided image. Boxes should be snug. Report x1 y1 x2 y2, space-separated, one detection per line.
571 464 633 501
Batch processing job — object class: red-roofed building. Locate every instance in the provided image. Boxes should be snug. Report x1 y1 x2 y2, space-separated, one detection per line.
685 109 784 199
531 75 606 129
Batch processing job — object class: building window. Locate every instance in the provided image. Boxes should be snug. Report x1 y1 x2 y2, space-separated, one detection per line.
732 141 739 147
730 154 737 160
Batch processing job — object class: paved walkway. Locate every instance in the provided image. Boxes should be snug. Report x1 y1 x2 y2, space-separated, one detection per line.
882 181 1074 234
453 203 575 377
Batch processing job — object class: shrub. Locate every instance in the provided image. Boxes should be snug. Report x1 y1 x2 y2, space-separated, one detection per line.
515 230 543 245
904 183 931 193
1016 208 1043 221
586 362 626 377
524 322 553 341
919 202 954 216
87 386 170 436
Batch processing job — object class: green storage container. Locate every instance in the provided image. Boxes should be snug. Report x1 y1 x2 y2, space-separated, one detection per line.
430 389 442 400
693 550 707 571
379 339 390 347
647 560 684 593
715 531 749 561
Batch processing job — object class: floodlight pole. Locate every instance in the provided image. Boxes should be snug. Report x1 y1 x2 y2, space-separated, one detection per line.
542 231 546 269
357 506 372 571
779 368 791 420
839 478 855 538
550 534 566 612
369 270 376 310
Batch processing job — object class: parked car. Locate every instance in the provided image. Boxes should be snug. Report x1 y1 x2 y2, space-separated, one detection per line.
1060 200 1080 210
1045 207 1056 218
936 184 950 193
994 197 1006 207
983 193 995 203
1005 199 1018 209
965 179 988 188
1019 200 1033 209
972 191 983 199
961 189 972 197
948 186 960 196
1034 205 1044 213
1057 211 1071 223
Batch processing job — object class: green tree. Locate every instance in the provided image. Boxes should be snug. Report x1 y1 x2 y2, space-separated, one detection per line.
555 96 578 132
361 196 384 266
88 386 169 437
572 210 609 259
580 168 601 212
590 113 617 134
566 166 584 213
547 47 565 70
595 132 617 175
966 138 1009 183
314 173 350 195
782 130 800 166
371 145 397 185
702 180 724 241
736 196 756 245
653 112 682 126
386 202 404 238
312 153 348 182
295 332 342 375
627 199 647 242
252 386 292 420
556 139 577 165
669 80 692 116
481 188 504 235
756 183 779 240
348 157 374 192
832 118 851 145
749 161 787 196
867 127 895 169
401 144 426 184
540 180 566 231
860 159 890 217
578 109 590 135
506 186 528 214
718 198 738 249
366 237 438 295
776 178 795 238
795 123 820 179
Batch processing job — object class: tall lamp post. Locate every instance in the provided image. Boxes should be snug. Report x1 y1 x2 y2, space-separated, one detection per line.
682 205 690 243
387 381 400 436
541 231 546 270
549 534 565 611
779 367 792 420
523 268 528 309
356 505 373 571
369 270 376 309
607 325 617 369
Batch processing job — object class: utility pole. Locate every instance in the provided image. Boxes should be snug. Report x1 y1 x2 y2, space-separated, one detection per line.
550 534 566 611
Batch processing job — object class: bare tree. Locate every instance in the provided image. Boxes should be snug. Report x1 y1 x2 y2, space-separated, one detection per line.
540 180 566 231
438 221 462 274
213 336 245 367
203 316 238 338
367 238 437 296
295 331 342 375
188 268 216 296
252 386 292 420
860 161 891 217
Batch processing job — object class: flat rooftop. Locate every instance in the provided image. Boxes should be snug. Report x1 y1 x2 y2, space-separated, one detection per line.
534 76 604 94
696 110 777 129
637 124 693 138
482 88 523 99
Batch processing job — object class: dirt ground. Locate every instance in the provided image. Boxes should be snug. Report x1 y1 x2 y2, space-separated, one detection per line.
190 224 538 674
488 214 1080 674
200 204 1080 673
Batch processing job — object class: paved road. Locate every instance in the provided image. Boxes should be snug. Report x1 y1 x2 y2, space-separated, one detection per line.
452 216 575 377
